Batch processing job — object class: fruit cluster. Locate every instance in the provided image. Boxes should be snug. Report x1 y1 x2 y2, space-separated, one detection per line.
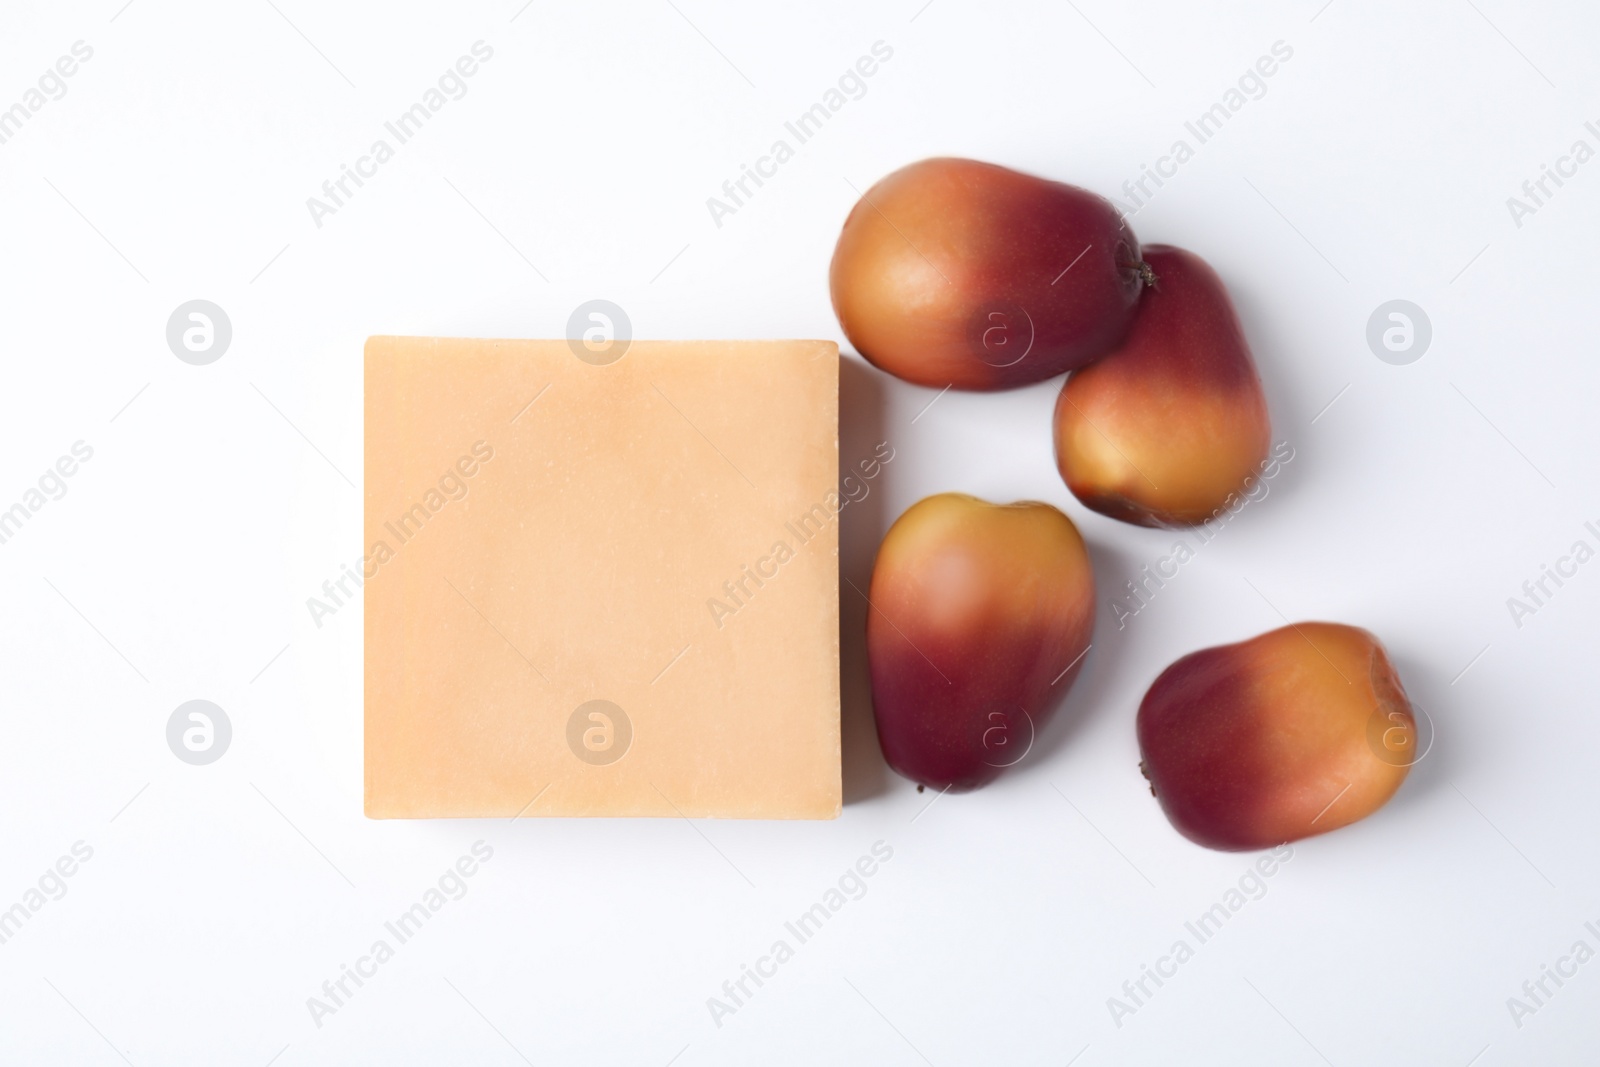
832 157 1417 851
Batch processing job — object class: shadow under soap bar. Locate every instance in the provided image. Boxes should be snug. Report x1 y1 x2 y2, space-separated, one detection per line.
364 337 841 819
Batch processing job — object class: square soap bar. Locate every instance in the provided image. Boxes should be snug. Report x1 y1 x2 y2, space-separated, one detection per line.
364 337 841 819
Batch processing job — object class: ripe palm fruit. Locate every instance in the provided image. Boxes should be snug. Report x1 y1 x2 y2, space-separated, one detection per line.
830 157 1148 390
1137 623 1417 850
867 493 1095 790
1053 245 1270 527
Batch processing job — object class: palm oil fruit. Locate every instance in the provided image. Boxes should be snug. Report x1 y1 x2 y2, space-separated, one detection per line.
1053 244 1270 527
867 493 1096 791
1137 623 1416 851
830 157 1149 391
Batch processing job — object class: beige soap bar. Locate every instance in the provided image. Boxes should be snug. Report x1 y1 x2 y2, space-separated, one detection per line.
364 337 841 819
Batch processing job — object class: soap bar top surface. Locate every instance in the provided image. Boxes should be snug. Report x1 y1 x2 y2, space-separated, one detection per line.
364 337 841 819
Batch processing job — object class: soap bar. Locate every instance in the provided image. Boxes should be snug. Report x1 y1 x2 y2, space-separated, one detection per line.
364 337 841 819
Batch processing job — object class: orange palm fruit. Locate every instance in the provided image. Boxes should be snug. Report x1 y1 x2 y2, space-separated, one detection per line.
1053 245 1270 527
1137 623 1417 850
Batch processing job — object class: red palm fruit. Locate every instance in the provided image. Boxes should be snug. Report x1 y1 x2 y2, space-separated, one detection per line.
867 493 1095 790
1054 245 1270 527
831 158 1148 390
1137 623 1417 850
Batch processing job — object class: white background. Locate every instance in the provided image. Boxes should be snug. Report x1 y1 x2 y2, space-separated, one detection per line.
2 0 1597 1063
